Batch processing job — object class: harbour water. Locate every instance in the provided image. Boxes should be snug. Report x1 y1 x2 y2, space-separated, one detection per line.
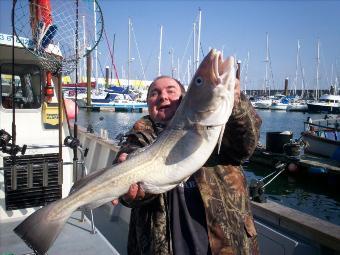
76 109 340 226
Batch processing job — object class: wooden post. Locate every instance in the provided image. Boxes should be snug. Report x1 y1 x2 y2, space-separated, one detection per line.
284 78 289 96
105 66 109 88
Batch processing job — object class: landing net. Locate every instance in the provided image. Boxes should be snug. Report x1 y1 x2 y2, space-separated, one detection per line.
13 0 103 74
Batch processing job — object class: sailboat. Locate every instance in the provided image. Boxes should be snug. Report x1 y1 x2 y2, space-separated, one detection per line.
286 40 308 112
306 40 340 113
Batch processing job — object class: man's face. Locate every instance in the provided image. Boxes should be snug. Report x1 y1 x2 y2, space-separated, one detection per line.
147 77 182 123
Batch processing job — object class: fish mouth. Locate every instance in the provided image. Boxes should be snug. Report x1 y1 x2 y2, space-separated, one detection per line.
211 49 234 85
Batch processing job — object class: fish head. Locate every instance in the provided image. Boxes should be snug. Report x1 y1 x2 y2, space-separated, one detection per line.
182 49 236 127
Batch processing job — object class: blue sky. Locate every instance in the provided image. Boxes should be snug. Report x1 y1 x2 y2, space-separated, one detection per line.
1 0 340 90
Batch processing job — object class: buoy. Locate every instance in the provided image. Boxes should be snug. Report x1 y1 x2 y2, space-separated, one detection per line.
64 98 78 120
287 162 299 173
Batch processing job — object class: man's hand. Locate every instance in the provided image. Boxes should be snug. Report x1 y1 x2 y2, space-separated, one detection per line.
111 153 145 206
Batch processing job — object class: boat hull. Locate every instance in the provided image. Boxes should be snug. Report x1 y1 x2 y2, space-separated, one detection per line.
301 131 340 158
307 103 340 114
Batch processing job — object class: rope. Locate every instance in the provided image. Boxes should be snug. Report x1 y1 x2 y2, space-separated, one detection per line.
131 23 147 82
103 27 121 85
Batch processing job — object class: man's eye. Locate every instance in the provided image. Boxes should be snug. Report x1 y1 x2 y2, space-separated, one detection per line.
150 91 158 97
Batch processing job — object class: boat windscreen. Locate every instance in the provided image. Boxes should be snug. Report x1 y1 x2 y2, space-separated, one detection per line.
0 63 41 109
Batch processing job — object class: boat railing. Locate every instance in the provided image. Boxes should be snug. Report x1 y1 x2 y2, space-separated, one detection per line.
304 118 340 132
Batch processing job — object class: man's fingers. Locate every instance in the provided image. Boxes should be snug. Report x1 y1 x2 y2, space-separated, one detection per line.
117 152 128 163
136 184 145 199
111 199 119 206
127 183 139 200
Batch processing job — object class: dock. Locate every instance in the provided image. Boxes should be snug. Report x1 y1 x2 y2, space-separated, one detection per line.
80 105 148 113
250 147 340 176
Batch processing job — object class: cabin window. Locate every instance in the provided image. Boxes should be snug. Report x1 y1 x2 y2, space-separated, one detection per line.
0 64 41 109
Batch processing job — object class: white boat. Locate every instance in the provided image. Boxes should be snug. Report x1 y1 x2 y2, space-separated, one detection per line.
269 100 288 110
1 34 340 255
301 117 340 159
286 101 308 112
254 98 272 109
307 94 340 114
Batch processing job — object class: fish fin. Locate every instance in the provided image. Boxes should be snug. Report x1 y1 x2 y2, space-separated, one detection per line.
14 201 71 255
217 124 226 154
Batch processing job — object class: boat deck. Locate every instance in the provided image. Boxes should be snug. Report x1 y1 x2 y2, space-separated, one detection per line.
0 211 119 255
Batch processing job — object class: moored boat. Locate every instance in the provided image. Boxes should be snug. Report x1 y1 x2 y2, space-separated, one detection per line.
307 94 340 114
301 116 340 160
286 101 308 112
254 98 272 109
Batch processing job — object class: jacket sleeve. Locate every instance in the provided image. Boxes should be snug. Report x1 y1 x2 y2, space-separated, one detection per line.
219 92 262 164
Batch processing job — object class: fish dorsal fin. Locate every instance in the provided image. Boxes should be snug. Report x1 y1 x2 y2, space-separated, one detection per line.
217 123 226 154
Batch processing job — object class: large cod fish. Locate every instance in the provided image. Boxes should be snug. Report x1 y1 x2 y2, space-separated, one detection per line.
14 49 236 255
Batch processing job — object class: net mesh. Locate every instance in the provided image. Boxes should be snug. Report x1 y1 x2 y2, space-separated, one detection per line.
14 0 103 74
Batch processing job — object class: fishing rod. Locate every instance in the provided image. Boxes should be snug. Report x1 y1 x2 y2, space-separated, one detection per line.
73 0 79 178
11 0 17 160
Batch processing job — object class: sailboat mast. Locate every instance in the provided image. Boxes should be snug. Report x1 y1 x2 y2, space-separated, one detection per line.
193 22 196 74
93 0 98 90
294 40 300 96
316 39 320 100
82 15 86 83
264 32 270 96
177 57 180 80
128 17 131 91
158 25 163 76
196 8 202 70
244 51 250 94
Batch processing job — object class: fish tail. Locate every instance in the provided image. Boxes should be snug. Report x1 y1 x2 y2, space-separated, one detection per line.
14 201 71 255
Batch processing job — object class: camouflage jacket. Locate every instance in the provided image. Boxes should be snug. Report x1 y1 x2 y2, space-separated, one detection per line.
117 93 262 255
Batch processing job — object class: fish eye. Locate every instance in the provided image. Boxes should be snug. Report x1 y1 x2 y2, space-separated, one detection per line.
195 76 203 86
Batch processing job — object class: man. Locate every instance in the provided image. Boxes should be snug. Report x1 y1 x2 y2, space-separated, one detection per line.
114 75 262 255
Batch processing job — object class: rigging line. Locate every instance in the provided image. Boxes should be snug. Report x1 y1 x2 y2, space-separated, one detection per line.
131 23 146 81
299 47 306 94
320 45 330 88
268 49 275 91
103 27 121 85
200 41 205 58
180 27 194 79
143 33 158 78
96 54 106 80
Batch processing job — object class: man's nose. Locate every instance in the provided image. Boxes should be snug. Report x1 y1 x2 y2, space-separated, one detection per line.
159 90 169 101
